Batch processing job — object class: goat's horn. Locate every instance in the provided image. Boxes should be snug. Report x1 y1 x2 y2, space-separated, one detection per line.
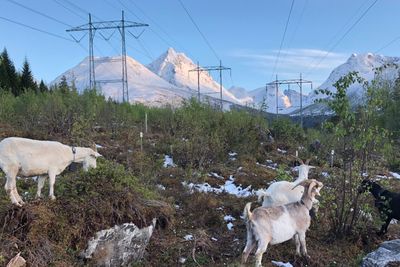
307 181 317 196
289 154 304 165
91 142 97 152
292 179 310 190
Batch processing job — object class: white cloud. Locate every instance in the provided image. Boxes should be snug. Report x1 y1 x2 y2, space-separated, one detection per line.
232 48 348 70
229 48 349 88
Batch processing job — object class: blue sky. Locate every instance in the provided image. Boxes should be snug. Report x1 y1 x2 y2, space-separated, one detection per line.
1 0 399 92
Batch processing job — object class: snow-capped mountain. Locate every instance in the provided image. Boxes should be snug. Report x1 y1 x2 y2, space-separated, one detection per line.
300 53 400 115
147 48 244 105
52 56 204 107
310 53 400 101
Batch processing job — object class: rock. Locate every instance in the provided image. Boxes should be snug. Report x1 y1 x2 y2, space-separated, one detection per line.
6 253 26 267
361 239 400 267
81 218 156 267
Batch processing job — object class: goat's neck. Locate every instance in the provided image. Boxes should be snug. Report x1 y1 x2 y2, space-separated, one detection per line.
370 183 384 199
300 196 313 210
293 176 307 186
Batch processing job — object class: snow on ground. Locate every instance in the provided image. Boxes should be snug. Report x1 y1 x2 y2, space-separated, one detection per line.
208 172 224 179
271 261 293 267
227 222 234 231
163 155 176 168
228 152 237 161
256 161 277 170
321 171 330 178
223 215 236 222
277 148 287 154
184 234 193 241
391 172 400 179
156 184 166 190
182 175 254 198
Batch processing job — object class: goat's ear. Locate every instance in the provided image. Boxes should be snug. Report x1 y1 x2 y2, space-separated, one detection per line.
308 165 316 169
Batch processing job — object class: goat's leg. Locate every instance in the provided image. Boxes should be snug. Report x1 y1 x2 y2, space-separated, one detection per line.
36 176 47 198
294 234 301 256
378 217 392 236
298 232 309 258
241 230 256 265
48 172 56 200
13 188 24 205
254 240 269 267
4 168 22 206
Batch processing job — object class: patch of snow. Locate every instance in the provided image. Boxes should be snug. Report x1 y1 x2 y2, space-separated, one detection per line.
95 144 103 148
156 184 166 190
184 234 193 241
391 219 398 224
228 151 237 161
174 204 180 209
362 172 369 177
266 159 273 163
277 148 287 154
224 215 236 222
390 172 400 179
208 172 224 179
227 222 234 231
257 162 277 171
182 175 254 198
163 155 176 168
271 260 293 267
179 257 186 264
321 172 330 178
211 237 218 241
375 175 389 180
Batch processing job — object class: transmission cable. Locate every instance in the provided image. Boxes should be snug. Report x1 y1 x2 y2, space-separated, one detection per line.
271 0 295 80
177 0 219 61
6 0 73 27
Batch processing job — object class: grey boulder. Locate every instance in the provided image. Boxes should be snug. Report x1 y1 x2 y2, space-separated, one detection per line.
81 218 156 267
361 239 400 267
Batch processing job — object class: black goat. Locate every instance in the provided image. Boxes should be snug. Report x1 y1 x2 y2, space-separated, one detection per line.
358 179 400 235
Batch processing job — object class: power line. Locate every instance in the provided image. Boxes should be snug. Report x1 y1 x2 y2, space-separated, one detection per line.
375 35 400 53
53 0 87 21
177 0 219 61
302 0 370 75
305 0 378 77
0 16 74 42
62 0 102 21
6 0 73 27
271 0 295 80
127 0 188 53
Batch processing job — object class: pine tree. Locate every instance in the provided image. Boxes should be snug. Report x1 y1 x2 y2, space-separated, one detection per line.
59 75 69 94
39 79 48 92
0 48 20 95
20 58 38 92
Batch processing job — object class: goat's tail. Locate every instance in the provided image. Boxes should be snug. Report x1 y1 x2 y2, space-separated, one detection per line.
243 202 253 221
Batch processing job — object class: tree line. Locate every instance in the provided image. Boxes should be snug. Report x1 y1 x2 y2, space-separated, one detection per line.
0 48 48 95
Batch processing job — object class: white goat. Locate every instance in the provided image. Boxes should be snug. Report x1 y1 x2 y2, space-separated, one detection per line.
258 159 316 207
0 137 101 206
242 179 323 267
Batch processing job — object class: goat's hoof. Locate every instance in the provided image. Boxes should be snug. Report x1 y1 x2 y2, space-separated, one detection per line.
13 202 23 207
50 196 56 201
